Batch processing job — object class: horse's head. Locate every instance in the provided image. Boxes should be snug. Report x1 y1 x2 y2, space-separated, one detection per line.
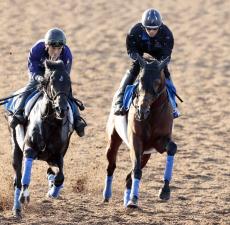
43 60 71 120
135 56 169 121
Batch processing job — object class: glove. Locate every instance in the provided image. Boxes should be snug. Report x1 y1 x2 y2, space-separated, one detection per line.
34 75 45 83
34 75 44 82
130 52 146 67
129 52 140 61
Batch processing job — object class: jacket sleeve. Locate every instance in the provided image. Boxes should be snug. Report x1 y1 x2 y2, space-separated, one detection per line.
126 25 141 61
160 28 174 61
27 42 45 79
63 46 72 75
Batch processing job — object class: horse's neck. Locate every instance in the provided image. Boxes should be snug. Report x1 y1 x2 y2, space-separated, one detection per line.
41 97 54 118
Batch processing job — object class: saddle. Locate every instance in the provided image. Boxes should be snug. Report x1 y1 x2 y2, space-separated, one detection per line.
122 83 138 112
121 80 178 116
4 89 41 117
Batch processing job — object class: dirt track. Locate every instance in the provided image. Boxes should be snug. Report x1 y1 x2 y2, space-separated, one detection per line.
0 0 229 224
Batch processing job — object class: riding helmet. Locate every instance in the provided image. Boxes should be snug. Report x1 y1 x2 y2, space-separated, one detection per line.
44 28 66 47
141 8 162 29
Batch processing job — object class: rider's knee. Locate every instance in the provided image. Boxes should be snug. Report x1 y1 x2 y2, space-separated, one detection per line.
166 141 177 156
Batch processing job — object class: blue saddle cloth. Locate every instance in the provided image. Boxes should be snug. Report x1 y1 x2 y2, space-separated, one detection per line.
4 89 39 114
121 79 177 112
122 83 138 111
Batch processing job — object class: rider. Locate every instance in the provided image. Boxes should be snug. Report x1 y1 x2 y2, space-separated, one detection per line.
114 8 180 118
10 28 87 137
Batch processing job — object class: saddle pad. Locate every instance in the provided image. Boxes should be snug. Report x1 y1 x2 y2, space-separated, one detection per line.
122 83 138 111
4 89 40 114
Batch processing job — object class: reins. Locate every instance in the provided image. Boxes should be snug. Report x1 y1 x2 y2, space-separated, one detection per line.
0 86 38 105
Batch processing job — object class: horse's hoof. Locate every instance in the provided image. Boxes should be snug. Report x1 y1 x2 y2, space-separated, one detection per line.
126 196 138 208
13 209 22 219
46 192 57 199
19 194 30 204
159 186 171 200
103 198 109 203
19 190 30 204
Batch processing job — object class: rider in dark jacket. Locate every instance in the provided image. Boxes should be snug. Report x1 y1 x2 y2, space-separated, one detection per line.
114 8 180 118
10 28 86 136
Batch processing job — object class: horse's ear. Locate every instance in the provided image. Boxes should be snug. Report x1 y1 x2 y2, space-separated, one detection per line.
159 56 170 71
137 54 146 68
45 60 53 70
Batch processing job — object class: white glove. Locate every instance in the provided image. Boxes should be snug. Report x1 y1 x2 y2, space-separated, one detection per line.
34 75 44 83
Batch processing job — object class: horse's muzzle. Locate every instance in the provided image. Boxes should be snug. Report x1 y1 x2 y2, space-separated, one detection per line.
55 106 68 120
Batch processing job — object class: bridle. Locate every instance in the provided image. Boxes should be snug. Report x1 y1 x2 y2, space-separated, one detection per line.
41 72 70 120
134 76 167 121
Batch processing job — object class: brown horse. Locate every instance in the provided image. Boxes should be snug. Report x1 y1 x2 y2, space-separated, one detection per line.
103 56 177 208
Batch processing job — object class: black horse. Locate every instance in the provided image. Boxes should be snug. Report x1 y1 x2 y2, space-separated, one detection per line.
6 60 75 218
103 56 177 208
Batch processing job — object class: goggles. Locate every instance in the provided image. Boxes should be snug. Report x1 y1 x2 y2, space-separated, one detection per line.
47 40 64 47
145 26 159 31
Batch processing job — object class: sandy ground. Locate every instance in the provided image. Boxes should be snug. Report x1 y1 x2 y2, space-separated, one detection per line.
0 0 229 224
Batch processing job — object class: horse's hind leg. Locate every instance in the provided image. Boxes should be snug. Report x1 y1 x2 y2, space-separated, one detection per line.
103 128 122 202
124 154 151 207
159 139 177 200
11 131 23 218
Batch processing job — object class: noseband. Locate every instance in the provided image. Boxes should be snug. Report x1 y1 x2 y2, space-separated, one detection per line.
134 84 166 109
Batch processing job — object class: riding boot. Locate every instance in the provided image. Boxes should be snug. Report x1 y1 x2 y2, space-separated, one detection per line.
10 80 37 129
73 106 87 137
10 95 28 129
165 78 180 118
114 70 137 115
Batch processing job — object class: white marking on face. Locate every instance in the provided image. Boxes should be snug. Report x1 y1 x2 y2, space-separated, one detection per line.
59 76 63 82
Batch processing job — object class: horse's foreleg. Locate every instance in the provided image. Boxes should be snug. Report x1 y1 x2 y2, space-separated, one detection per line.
124 153 151 207
12 135 23 218
19 147 37 204
159 140 177 200
103 129 122 202
48 157 64 198
126 135 144 208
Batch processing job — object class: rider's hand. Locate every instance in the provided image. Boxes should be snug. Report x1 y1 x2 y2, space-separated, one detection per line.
35 75 45 83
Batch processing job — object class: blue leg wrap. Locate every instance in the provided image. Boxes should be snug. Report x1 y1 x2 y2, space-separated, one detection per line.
123 189 131 207
47 174 55 189
13 187 21 210
48 184 63 198
164 155 174 182
103 176 113 199
166 78 177 109
21 158 33 186
130 178 140 199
